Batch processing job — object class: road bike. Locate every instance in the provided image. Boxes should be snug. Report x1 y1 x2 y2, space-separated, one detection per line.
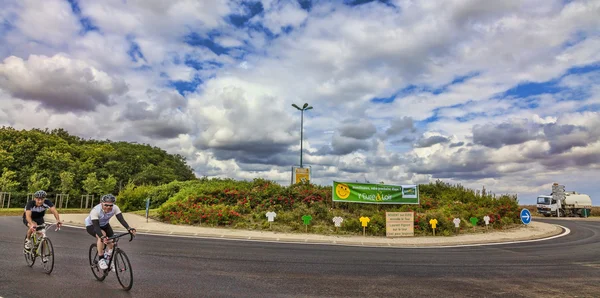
88 231 135 291
23 223 60 274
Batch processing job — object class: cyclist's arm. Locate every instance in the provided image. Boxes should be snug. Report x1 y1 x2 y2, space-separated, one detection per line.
91 219 104 238
25 210 35 227
114 205 131 230
89 209 104 238
115 214 131 229
49 206 61 223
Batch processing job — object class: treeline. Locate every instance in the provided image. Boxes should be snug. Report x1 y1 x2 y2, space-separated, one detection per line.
0 127 196 206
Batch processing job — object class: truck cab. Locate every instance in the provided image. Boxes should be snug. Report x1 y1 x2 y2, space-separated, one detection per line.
536 195 555 217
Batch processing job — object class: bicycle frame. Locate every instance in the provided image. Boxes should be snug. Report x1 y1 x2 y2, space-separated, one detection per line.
95 231 134 274
29 223 59 256
103 232 133 268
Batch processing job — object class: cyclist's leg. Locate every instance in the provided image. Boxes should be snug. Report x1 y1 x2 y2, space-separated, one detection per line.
35 218 46 237
24 218 43 243
86 225 107 257
104 224 115 252
23 217 36 239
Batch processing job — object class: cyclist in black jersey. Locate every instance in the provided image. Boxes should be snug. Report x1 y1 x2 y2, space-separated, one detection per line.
23 190 63 250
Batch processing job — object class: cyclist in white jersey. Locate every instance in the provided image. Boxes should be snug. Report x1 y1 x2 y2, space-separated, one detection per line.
85 194 136 270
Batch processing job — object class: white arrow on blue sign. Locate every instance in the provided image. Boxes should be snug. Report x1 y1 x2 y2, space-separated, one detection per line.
520 209 532 225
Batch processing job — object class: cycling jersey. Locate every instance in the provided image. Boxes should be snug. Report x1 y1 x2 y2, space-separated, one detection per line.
22 199 54 220
85 204 122 227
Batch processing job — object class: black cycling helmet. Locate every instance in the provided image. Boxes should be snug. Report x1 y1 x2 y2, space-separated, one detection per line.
34 190 47 199
101 194 116 203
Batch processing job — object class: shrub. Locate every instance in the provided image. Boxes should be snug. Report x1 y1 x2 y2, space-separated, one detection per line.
150 178 522 236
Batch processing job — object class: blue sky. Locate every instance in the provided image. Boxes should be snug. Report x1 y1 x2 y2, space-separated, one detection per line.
0 0 599 204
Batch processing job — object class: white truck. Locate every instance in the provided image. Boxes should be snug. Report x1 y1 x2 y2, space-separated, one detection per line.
536 184 592 217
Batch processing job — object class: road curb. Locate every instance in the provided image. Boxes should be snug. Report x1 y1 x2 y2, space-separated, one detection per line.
48 217 567 248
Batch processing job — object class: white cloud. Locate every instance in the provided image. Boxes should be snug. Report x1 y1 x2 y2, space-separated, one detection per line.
14 0 81 47
1 0 599 204
0 54 128 112
260 1 308 35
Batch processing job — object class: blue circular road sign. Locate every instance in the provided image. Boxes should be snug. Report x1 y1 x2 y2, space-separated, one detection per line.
520 209 532 225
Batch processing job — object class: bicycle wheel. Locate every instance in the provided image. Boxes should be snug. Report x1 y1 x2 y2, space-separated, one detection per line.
41 238 55 274
114 249 133 291
88 243 106 281
24 237 36 267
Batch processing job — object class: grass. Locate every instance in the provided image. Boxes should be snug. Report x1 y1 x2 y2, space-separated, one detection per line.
130 208 160 220
0 208 91 216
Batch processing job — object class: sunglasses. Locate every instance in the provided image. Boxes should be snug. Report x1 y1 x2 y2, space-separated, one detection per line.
103 204 114 207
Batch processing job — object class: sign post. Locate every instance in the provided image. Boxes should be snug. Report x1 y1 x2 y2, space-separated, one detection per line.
520 209 532 226
145 198 150 223
360 216 370 236
483 215 490 230
429 219 438 236
332 216 343 231
294 167 310 184
469 217 478 231
266 211 277 229
302 215 312 232
385 212 414 237
552 183 565 217
453 218 461 234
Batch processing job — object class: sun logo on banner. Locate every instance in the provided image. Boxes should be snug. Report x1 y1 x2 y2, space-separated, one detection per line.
335 183 350 199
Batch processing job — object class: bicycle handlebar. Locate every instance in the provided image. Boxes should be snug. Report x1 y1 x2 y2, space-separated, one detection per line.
107 230 135 242
33 223 60 232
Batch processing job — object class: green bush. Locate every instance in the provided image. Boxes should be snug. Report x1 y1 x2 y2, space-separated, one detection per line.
117 183 154 212
149 178 521 236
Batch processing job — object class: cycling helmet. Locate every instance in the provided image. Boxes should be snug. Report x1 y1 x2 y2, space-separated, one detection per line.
101 194 116 203
34 190 47 199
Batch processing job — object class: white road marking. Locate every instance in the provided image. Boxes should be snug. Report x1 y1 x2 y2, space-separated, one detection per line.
56 223 570 249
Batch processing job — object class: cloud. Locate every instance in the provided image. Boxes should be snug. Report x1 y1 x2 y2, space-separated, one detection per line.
386 116 415 136
0 54 128 112
260 1 308 35
1 0 600 204
415 135 451 148
13 0 81 46
408 113 600 182
339 119 377 140
190 83 297 161
120 90 194 139
472 121 541 148
330 134 371 155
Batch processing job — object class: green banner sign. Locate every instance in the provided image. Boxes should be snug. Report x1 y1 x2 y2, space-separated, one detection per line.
332 181 419 204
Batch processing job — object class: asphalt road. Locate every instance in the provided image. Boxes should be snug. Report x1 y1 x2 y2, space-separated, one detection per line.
1 217 599 298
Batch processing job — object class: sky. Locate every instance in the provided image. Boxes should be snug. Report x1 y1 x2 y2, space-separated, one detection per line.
0 0 599 205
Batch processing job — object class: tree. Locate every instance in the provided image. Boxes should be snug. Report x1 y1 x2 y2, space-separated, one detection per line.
0 127 196 193
99 174 117 195
0 167 20 192
0 149 14 170
82 172 100 195
28 172 51 193
59 171 75 194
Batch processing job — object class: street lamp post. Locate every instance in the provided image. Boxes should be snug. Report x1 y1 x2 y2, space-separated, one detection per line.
291 103 313 168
